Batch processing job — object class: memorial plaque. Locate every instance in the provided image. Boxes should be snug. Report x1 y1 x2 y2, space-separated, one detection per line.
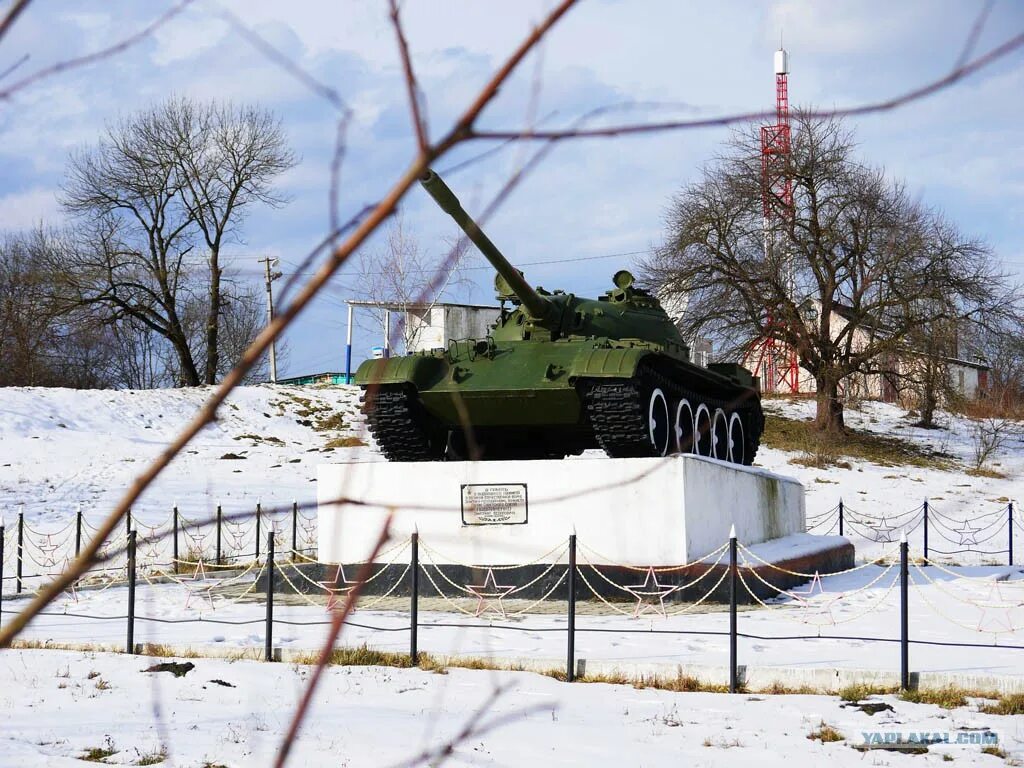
461 483 528 525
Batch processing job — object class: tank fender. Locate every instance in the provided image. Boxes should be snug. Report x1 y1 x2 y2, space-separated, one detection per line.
353 355 445 389
568 347 648 379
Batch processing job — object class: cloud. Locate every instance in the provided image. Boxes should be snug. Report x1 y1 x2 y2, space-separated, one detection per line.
0 188 62 230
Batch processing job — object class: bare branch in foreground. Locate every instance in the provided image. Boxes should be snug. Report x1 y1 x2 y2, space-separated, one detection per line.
0 0 580 649
389 0 429 153
0 0 195 101
273 514 393 768
0 0 31 47
391 685 548 768
468 29 1024 141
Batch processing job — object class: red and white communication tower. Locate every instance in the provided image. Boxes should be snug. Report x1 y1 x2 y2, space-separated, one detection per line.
745 46 801 394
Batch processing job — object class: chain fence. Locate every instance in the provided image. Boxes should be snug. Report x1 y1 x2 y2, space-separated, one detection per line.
2 527 1022 692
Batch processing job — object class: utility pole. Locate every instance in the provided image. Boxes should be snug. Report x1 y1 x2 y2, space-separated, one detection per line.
259 256 282 383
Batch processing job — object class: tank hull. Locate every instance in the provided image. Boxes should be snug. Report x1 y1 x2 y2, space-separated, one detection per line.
356 339 763 463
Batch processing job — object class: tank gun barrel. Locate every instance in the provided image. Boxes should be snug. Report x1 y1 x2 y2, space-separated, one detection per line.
419 169 556 323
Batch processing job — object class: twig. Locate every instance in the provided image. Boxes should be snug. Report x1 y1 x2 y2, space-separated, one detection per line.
0 0 195 101
272 514 392 768
388 0 429 153
390 685 548 768
0 0 31 47
0 0 581 650
468 30 1024 141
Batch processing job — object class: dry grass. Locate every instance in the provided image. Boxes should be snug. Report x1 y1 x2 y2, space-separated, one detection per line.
966 467 1008 479
900 685 971 709
808 721 844 743
759 681 818 695
323 435 367 449
314 412 348 432
838 683 898 702
982 746 1008 759
293 645 417 668
135 748 168 765
138 643 202 659
762 413 955 470
81 738 117 762
575 670 731 694
979 693 1024 716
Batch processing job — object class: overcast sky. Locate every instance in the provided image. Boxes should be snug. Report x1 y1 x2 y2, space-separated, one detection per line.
2 0 1022 378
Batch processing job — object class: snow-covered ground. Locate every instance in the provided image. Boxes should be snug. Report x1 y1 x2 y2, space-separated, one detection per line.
0 385 371 525
1 648 1020 767
1 385 1023 766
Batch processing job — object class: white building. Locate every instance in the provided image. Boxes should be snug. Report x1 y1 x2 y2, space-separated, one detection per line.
746 301 990 403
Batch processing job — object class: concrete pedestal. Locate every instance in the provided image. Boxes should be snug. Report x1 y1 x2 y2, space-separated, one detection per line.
318 455 810 564
310 455 852 604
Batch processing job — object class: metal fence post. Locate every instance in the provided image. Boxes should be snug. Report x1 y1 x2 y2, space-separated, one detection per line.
922 499 929 561
216 505 222 566
838 499 844 537
75 504 83 558
291 501 298 558
900 530 909 691
16 510 24 595
126 509 132 538
410 532 419 665
729 526 738 694
255 502 262 562
172 507 179 575
127 530 137 655
265 531 274 662
567 534 577 682
1009 502 1014 566
1 518 5 614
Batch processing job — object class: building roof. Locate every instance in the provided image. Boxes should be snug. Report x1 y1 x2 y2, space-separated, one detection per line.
345 300 500 311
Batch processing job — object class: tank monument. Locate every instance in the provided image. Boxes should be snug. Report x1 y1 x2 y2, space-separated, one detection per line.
317 170 852 601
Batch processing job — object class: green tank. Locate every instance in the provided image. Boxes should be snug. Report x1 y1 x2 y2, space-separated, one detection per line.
355 169 764 463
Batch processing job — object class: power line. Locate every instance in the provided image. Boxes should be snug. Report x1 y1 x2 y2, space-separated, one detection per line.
231 248 650 278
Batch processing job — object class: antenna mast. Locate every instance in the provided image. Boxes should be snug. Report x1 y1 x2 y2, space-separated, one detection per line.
747 45 800 394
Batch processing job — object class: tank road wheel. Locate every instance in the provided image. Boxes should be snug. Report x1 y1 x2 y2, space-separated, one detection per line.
710 408 730 461
727 412 746 465
693 403 713 456
362 385 445 462
674 399 695 454
739 408 763 467
647 388 670 457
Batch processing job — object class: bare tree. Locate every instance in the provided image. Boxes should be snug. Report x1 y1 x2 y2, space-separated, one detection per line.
354 213 470 354
645 110 1017 433
0 230 115 388
57 97 295 386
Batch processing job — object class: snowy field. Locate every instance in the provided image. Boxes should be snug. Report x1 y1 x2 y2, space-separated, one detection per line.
3 647 1019 768
1 385 1022 766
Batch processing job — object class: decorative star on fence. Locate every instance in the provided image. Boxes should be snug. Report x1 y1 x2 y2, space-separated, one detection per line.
954 519 980 547
319 565 363 611
626 567 678 619
183 582 217 612
466 569 515 619
35 535 60 568
789 570 842 625
974 580 1023 634
870 516 896 542
790 571 826 601
54 554 79 603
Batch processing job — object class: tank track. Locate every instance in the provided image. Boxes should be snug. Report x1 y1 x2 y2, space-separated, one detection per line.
362 386 443 462
582 366 762 464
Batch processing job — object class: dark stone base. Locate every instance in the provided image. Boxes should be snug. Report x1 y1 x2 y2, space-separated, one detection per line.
261 537 855 606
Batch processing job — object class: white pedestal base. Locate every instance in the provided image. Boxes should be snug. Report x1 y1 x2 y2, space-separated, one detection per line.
317 455 805 566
